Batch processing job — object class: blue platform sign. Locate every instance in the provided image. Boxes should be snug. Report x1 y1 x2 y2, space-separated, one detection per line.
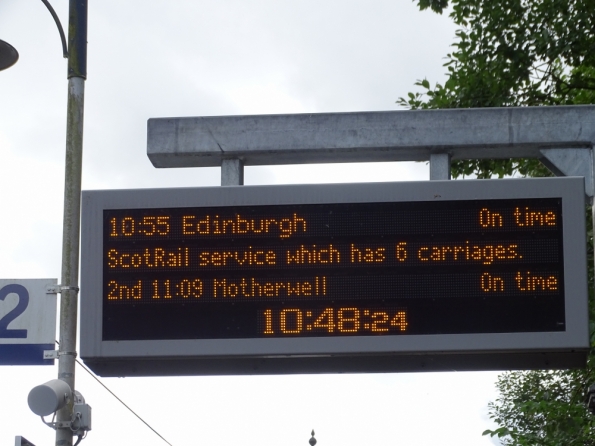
0 279 57 365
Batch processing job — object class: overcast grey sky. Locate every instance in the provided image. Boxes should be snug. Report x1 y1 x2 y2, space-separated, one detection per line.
0 1 502 445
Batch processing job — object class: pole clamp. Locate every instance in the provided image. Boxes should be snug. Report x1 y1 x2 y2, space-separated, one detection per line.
46 285 80 294
41 416 72 430
43 350 78 360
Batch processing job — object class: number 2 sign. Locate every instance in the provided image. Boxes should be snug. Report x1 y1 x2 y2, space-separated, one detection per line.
0 279 57 365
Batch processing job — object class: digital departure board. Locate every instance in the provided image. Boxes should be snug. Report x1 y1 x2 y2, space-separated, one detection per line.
80 178 589 376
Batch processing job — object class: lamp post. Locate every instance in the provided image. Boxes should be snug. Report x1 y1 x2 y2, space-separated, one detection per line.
56 1 87 445
2 2 86 444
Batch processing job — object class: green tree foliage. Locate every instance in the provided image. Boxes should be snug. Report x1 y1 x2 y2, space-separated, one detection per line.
399 0 595 179
398 0 595 444
483 206 595 445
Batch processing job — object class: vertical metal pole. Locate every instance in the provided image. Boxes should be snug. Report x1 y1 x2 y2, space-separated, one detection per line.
221 158 244 186
429 153 451 180
56 1 87 445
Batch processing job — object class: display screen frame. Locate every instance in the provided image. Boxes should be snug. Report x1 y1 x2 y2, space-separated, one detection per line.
80 178 589 376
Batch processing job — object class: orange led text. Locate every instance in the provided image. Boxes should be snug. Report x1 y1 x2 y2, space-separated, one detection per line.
107 248 190 268
199 248 276 266
514 207 557 227
350 244 386 263
182 213 306 238
213 276 327 298
286 245 340 264
515 271 558 291
417 242 520 265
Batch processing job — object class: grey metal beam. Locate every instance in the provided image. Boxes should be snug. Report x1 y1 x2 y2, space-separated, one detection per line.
147 105 595 168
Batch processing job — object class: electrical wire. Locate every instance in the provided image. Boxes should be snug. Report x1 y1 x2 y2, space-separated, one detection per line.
74 357 174 446
55 342 173 446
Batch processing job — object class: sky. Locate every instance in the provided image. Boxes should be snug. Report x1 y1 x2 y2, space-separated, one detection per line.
0 1 503 445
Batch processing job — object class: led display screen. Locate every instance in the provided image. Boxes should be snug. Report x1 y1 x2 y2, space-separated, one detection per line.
80 179 589 375
103 198 566 340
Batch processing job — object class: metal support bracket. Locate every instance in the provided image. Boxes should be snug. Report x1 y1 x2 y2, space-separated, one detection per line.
40 0 68 58
43 350 58 360
55 421 72 429
41 416 71 430
40 396 90 433
46 285 80 294
42 419 72 429
43 350 78 360
430 153 452 180
221 158 244 186
540 148 594 199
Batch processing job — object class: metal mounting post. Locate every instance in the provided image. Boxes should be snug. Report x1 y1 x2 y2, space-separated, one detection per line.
56 1 87 445
221 158 244 186
430 153 451 180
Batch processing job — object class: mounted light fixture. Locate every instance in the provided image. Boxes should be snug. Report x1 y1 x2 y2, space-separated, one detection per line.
0 0 67 73
0 39 18 71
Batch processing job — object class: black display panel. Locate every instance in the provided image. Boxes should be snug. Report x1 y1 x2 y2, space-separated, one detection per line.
102 198 565 341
